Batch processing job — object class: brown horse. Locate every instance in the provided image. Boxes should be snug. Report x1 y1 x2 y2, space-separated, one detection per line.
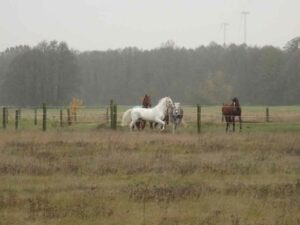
136 94 152 130
222 97 242 132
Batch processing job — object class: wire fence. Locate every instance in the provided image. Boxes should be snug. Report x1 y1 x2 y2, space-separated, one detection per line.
1 105 300 132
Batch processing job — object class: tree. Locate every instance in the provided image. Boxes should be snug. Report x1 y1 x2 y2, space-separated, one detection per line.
2 39 300 106
284 37 300 52
197 71 233 104
281 50 300 104
252 46 283 104
1 41 80 106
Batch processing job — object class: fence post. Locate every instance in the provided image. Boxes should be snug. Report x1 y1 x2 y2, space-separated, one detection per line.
266 107 270 122
106 107 109 124
110 100 114 129
113 104 117 130
6 108 8 126
42 103 47 131
15 110 19 130
197 105 201 134
34 108 38 126
2 107 6 129
67 108 72 126
60 109 63 127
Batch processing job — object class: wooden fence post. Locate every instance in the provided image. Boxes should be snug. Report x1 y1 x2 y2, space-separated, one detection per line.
67 108 72 126
2 107 6 129
6 108 8 126
197 105 201 134
110 100 114 129
34 108 37 126
15 110 19 130
60 109 63 127
266 107 270 122
113 104 117 130
106 107 109 124
42 103 47 131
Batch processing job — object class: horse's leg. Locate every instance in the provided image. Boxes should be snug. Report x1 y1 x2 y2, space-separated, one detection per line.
175 118 181 130
155 119 166 131
232 116 235 132
172 122 176 134
141 120 146 130
225 116 229 132
129 120 136 132
155 122 163 130
239 116 242 132
135 121 140 130
131 116 141 131
166 115 169 125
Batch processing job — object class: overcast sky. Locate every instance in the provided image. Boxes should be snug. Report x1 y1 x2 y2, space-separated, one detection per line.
0 0 299 51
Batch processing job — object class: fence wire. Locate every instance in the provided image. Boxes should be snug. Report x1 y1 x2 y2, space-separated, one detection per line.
1 105 300 131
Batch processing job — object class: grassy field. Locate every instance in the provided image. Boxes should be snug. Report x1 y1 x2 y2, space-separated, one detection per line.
0 130 299 225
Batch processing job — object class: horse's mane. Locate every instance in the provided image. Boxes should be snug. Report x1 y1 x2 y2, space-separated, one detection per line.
157 96 168 104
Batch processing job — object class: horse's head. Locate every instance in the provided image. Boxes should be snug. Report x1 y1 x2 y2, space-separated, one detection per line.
173 102 183 118
165 97 174 110
156 96 174 113
232 97 241 114
232 97 240 106
156 96 174 112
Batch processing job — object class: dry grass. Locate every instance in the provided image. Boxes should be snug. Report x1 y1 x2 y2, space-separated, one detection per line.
0 130 299 225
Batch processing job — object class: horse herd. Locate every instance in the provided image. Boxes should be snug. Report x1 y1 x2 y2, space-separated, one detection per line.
121 95 242 132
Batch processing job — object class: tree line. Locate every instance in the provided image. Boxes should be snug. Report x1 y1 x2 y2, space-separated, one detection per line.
0 38 299 106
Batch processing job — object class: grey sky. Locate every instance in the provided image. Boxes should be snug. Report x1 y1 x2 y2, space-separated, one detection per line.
1 0 299 51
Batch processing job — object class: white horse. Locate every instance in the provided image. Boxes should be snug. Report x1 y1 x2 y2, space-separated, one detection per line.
171 102 184 130
121 97 174 131
121 106 141 128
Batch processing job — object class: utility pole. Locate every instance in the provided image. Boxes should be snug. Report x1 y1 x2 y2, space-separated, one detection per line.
241 11 249 44
222 22 229 47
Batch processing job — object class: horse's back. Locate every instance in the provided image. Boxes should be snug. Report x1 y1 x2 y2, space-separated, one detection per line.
222 103 231 115
131 107 162 121
222 103 242 117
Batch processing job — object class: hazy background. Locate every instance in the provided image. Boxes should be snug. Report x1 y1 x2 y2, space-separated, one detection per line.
1 0 299 51
0 0 299 106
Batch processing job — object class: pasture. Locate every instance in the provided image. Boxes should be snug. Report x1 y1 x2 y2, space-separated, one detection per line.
0 131 299 225
0 105 299 225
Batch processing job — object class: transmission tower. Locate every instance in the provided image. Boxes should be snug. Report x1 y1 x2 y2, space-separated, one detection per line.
222 23 229 47
241 11 249 44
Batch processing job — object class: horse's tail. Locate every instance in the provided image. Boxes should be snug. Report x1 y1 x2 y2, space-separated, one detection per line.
121 108 132 126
